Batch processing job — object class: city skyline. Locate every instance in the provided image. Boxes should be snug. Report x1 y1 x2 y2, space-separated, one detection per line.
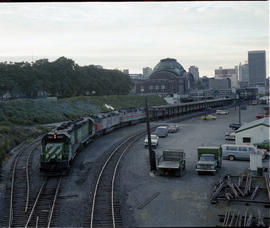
0 2 268 77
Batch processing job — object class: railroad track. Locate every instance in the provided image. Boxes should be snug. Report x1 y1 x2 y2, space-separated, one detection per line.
1 138 40 227
84 130 147 228
25 176 62 228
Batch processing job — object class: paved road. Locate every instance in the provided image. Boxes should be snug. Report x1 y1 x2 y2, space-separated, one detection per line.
119 104 269 227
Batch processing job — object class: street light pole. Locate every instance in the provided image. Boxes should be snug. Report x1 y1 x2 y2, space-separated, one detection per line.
239 102 241 125
145 97 157 172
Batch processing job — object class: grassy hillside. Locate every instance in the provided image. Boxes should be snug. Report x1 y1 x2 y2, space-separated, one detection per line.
0 95 167 125
0 95 167 167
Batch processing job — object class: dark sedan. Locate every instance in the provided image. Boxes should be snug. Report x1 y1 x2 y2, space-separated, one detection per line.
168 125 178 133
229 123 241 130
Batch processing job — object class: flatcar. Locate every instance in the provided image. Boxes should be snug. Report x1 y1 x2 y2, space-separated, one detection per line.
40 117 95 174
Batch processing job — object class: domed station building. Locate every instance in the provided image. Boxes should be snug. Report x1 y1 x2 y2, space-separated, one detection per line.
134 58 195 96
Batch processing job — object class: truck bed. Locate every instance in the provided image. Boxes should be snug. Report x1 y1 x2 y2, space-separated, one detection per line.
157 160 180 169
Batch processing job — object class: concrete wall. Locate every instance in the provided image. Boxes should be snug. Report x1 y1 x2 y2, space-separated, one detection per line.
235 125 269 144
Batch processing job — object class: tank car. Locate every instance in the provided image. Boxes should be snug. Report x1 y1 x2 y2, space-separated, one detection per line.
40 117 95 174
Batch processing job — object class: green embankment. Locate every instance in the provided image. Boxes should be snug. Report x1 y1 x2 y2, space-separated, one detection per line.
0 95 166 125
0 95 167 167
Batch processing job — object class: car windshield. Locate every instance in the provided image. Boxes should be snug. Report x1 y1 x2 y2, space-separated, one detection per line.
156 129 165 133
200 155 215 161
145 135 158 140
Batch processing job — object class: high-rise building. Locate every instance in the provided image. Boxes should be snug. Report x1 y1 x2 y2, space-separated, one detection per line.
142 67 152 78
248 50 266 87
188 66 199 81
215 66 238 88
239 62 249 83
123 69 129 75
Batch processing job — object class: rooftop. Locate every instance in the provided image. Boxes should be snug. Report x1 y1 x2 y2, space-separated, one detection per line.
236 117 270 133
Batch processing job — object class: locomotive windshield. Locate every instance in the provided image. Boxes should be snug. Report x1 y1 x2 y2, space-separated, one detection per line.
43 134 67 143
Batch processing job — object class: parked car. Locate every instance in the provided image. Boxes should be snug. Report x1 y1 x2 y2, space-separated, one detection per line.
201 115 217 120
229 123 241 130
144 135 159 148
252 100 258 105
154 126 168 137
216 110 229 115
225 131 235 141
168 125 178 133
221 144 266 161
256 114 265 119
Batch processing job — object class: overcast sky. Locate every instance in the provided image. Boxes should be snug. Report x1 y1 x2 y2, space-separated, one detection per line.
0 1 269 77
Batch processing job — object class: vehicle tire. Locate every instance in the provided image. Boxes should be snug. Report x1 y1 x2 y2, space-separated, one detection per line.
228 155 235 161
197 171 201 175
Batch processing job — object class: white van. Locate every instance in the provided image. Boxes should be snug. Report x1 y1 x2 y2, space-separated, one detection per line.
221 144 265 161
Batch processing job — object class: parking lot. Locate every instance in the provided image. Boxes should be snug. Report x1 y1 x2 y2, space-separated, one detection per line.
119 104 269 226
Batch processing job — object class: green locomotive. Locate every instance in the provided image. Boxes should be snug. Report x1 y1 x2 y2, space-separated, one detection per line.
40 117 95 174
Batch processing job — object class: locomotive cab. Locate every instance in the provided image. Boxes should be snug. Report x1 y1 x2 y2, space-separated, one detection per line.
40 132 71 173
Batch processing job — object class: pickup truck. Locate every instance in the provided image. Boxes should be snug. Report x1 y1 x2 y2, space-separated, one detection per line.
157 149 186 177
196 147 222 175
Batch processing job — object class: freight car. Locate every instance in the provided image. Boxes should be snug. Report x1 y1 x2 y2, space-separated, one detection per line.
40 117 95 174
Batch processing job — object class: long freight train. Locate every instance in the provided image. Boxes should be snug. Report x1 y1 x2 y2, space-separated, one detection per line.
40 108 145 173
40 99 233 174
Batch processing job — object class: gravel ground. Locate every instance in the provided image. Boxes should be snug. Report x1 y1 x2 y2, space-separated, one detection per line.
118 104 269 227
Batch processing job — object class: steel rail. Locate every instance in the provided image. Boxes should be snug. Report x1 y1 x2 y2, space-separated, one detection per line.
89 135 135 228
24 180 47 228
111 133 143 228
8 140 39 228
47 177 62 228
25 143 40 213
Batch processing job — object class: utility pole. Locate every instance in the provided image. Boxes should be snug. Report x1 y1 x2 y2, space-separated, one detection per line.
239 102 241 125
145 97 157 172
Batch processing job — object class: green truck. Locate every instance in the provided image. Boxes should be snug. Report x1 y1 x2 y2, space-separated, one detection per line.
195 147 222 175
157 149 186 177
